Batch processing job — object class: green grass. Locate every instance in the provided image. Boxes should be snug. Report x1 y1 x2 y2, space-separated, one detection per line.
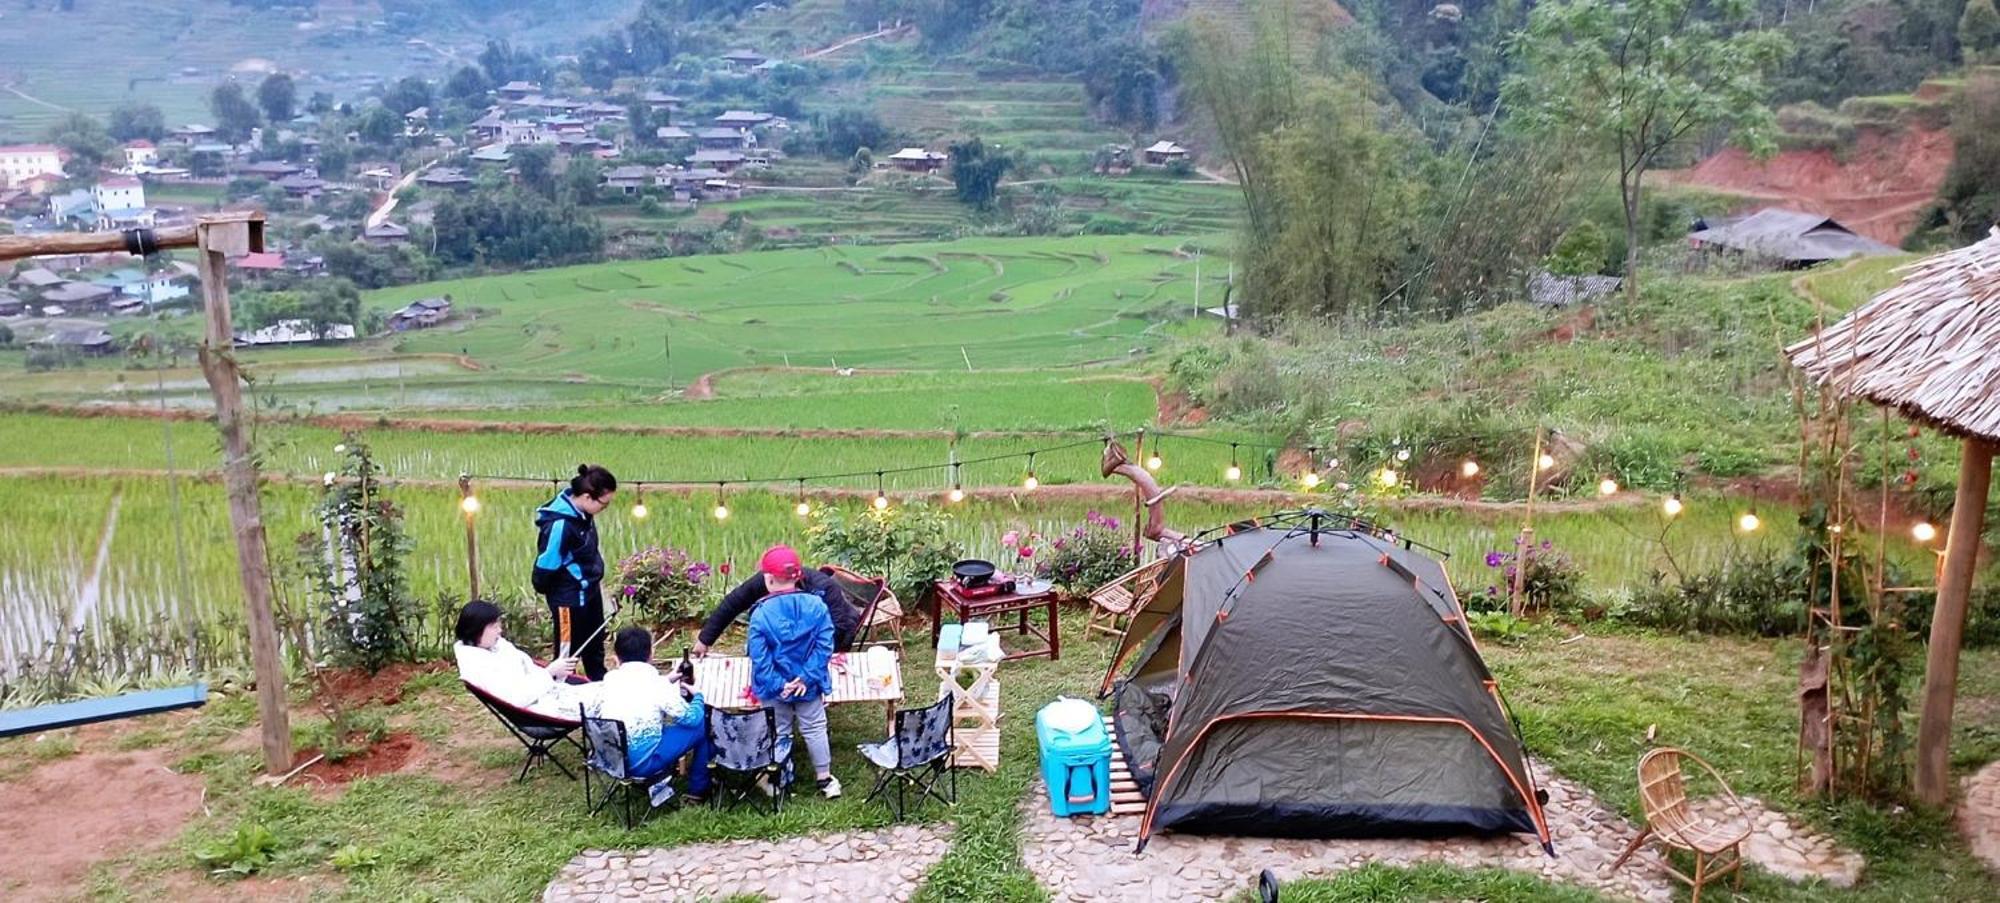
1255 863 1608 902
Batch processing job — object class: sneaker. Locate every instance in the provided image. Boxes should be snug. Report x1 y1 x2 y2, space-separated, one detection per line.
817 776 843 799
647 781 677 808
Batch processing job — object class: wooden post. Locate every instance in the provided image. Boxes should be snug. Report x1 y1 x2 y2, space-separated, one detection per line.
1511 429 1543 617
1914 437 1995 806
459 474 482 600
193 216 292 776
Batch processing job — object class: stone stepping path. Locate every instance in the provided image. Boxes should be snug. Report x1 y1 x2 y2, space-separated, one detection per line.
1021 762 1868 901
1959 759 2000 875
540 825 949 902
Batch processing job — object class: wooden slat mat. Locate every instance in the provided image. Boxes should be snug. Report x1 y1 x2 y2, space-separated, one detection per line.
1105 715 1145 816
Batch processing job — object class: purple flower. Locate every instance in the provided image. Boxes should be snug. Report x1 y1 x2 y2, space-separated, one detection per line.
623 585 639 596
1103 517 1120 530
1485 552 1504 568
1514 535 1525 546
1485 585 1498 596
1540 539 1553 551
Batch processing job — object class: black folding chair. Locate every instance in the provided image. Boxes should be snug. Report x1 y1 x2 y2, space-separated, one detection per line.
464 680 581 782
859 695 956 817
706 706 786 813
579 706 650 828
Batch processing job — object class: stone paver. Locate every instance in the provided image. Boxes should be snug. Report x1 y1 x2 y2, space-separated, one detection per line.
1690 796 1864 888
541 825 949 903
1022 763 1867 901
1959 760 2000 875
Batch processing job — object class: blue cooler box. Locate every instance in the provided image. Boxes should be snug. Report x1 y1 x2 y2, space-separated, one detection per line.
1036 700 1112 816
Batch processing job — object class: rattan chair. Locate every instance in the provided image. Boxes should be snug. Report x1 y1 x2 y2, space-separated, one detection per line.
1085 558 1170 639
1608 747 1750 902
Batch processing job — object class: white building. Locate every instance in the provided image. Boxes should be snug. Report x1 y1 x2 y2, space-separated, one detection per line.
0 144 65 188
123 141 159 170
92 177 146 213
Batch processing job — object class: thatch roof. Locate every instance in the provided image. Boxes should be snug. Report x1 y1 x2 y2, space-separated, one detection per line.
1691 208 1901 263
1785 227 2000 442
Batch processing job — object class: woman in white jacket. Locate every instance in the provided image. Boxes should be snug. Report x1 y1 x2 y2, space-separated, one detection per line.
454 600 600 719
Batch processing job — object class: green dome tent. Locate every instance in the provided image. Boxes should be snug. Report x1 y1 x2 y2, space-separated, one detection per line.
1102 510 1553 853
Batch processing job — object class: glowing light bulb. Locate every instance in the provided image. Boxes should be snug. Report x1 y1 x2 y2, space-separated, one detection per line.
948 487 965 503
631 501 649 519
1598 478 1619 496
1913 521 1937 543
1023 474 1039 491
713 503 730 520
1461 460 1480 478
796 500 812 517
1829 523 1843 534
1225 464 1242 481
323 472 337 487
459 494 480 514
1663 494 1684 517
1377 468 1399 488
1537 453 1556 471
1738 512 1761 532
1301 471 1321 489
873 493 889 510
1395 448 1410 462
333 444 347 455
1145 454 1162 471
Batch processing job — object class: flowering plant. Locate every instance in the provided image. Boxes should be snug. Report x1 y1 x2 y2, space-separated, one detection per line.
1475 537 1585 614
1036 511 1138 594
614 545 713 625
1000 528 1042 577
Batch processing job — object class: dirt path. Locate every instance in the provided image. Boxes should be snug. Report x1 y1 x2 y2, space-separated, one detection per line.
0 82 71 113
801 23 912 60
366 161 436 230
71 487 122 629
0 737 203 902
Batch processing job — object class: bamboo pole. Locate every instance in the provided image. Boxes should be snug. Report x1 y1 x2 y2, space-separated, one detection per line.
0 225 200 260
1915 437 1996 806
1511 428 1543 617
459 474 482 600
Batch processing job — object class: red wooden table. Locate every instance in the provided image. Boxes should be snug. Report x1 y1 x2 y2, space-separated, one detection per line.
928 581 1061 661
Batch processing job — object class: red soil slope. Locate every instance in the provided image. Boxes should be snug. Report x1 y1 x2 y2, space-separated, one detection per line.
1660 126 1952 244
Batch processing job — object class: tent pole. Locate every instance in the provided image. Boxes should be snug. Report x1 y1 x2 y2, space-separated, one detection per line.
1914 437 1994 806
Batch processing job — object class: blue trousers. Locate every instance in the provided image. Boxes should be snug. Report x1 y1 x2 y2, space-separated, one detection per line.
628 701 714 795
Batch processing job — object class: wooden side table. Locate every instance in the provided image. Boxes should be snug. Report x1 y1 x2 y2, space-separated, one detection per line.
928 581 1061 661
936 643 1001 771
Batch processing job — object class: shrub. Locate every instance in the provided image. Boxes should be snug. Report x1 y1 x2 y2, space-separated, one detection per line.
1035 511 1138 593
296 436 419 672
196 823 278 877
1471 538 1587 615
1467 610 1530 643
614 545 714 626
1621 551 1807 637
806 503 963 602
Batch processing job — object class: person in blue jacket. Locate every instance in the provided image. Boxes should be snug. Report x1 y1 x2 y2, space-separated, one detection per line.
533 464 616 680
748 589 842 798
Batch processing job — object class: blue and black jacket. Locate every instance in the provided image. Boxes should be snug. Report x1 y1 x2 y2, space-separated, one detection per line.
532 491 603 606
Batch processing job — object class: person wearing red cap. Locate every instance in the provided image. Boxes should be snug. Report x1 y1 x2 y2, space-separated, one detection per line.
692 545 862 656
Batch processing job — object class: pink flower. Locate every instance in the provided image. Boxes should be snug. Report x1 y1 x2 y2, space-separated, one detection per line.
720 561 732 576
1001 530 1020 547
1019 546 1034 558
623 585 638 596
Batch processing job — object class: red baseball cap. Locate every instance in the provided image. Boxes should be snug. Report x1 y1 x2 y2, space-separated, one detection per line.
759 545 805 581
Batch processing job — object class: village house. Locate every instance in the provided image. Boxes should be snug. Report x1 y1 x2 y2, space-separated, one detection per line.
357 165 401 191
417 167 474 190
470 110 508 143
469 144 513 165
887 147 948 173
232 251 290 278
644 91 683 114
685 149 746 173
364 221 411 246
695 127 753 150
388 296 452 331
32 328 116 355
712 110 775 130
557 134 613 156
0 291 23 317
1143 140 1190 166
499 120 554 146
1687 208 1902 268
91 177 146 214
541 116 590 136
91 267 189 307
721 49 767 70
122 141 159 171
189 143 237 177
238 160 305 181
10 267 66 293
404 106 431 136
47 189 96 225
496 80 542 101
580 101 627 123
0 144 65 188
40 281 117 311
167 124 217 147
750 59 785 76
601 165 652 195
275 172 326 200
235 319 357 346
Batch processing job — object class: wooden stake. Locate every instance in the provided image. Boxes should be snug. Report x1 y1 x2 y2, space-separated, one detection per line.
1512 428 1543 617
1914 437 1995 806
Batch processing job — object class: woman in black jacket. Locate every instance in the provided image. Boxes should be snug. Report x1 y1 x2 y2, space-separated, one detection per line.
532 465 617 680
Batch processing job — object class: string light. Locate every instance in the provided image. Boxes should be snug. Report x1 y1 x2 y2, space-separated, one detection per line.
1395 447 1411 462
323 471 338 487
1302 472 1321 489
1738 511 1761 533
1145 441 1163 472
1377 468 1400 488
1023 452 1040 491
873 472 890 510
1225 443 1241 481
631 486 649 519
1829 523 1843 534
948 486 966 503
795 480 811 517
1598 478 1619 496
1913 521 1937 543
1461 459 1480 478
1663 493 1684 517
459 494 480 514
712 483 730 521
1301 445 1321 487
1537 453 1556 471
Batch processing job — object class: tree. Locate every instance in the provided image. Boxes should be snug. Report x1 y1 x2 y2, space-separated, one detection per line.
947 136 1014 210
210 82 263 143
1915 73 2000 246
815 108 895 159
444 65 490 101
382 77 433 116
513 145 557 197
43 112 116 172
1504 0 1787 304
108 102 165 142
1545 220 1610 276
0 323 14 348
357 106 403 146
240 279 363 340
1964 0 2000 65
257 74 297 123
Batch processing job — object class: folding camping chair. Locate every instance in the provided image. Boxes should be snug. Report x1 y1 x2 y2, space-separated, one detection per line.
579 707 652 829
464 680 581 782
858 696 956 818
1609 747 1750 902
707 706 787 813
823 564 904 654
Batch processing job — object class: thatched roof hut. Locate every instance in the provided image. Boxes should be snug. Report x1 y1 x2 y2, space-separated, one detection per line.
1785 227 2000 441
1784 226 2000 807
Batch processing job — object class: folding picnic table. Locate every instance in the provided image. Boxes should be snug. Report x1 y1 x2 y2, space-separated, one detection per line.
692 648 905 730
